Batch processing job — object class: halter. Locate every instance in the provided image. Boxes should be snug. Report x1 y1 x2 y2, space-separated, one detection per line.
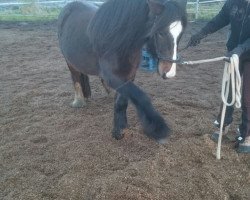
153 34 182 63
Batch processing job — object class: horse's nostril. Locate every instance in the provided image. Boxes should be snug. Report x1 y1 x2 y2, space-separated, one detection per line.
162 73 167 79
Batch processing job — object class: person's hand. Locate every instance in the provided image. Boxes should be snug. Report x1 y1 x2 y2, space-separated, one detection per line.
187 32 205 47
226 46 244 58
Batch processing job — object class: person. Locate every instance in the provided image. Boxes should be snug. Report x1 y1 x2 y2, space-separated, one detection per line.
187 0 250 153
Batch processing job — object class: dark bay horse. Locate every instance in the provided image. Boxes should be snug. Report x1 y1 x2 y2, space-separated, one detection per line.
58 0 187 143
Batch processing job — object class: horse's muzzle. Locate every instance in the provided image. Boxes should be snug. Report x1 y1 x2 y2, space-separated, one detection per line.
158 60 177 79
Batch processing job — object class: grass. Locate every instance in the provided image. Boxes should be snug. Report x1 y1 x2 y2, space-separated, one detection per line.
0 11 59 22
187 2 225 21
0 2 60 22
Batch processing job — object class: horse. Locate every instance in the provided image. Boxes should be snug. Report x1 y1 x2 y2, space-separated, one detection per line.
58 0 187 143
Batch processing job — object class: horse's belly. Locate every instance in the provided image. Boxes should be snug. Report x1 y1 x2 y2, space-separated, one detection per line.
60 27 100 75
65 53 99 76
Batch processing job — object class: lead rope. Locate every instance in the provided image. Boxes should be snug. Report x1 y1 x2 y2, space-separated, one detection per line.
216 54 241 160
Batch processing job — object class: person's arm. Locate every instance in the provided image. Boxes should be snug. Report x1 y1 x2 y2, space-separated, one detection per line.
227 38 250 57
200 1 230 35
187 0 231 47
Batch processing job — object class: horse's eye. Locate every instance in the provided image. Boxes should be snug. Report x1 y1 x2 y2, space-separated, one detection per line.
158 32 167 37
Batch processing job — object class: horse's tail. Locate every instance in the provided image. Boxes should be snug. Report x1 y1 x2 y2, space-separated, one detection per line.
58 2 96 39
87 0 149 60
57 2 78 39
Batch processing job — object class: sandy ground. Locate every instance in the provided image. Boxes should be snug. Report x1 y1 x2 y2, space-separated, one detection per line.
0 21 250 200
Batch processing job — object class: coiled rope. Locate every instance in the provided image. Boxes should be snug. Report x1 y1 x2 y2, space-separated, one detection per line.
216 54 241 160
181 55 241 159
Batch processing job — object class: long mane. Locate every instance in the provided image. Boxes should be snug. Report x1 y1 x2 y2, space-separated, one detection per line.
87 0 150 61
87 0 187 61
147 1 187 56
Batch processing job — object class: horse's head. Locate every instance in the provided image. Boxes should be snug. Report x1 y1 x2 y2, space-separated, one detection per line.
147 0 187 79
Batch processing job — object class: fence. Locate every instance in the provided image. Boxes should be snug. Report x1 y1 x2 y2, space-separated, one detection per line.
188 0 226 20
0 0 226 21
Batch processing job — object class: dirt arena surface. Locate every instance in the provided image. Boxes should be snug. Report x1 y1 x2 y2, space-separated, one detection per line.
1 21 250 200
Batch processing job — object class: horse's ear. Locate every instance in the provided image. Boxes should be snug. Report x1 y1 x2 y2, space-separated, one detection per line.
147 0 165 15
175 0 187 10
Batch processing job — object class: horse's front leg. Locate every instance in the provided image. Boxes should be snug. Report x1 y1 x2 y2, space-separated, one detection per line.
99 56 170 143
112 93 128 140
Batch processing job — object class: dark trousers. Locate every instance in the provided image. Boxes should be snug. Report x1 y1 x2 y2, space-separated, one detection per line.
216 61 250 138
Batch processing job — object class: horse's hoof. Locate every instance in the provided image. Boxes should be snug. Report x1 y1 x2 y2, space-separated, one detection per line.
157 138 167 144
112 130 124 140
70 99 86 108
120 121 128 130
112 133 124 140
143 114 171 142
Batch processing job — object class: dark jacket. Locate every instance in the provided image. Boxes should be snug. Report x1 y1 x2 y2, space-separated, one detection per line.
201 0 250 60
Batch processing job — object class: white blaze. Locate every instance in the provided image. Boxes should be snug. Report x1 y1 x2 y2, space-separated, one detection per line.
166 20 183 78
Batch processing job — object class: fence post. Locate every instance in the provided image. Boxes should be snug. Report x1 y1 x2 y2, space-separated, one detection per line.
195 0 200 20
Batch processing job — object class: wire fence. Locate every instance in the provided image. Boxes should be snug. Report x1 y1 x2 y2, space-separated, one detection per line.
0 0 226 21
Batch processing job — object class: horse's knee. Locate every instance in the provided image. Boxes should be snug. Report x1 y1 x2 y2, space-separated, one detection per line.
113 94 128 138
115 94 128 111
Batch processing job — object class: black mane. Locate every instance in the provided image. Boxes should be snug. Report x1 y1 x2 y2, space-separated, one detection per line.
150 1 187 35
87 0 150 61
87 0 187 61
147 1 187 56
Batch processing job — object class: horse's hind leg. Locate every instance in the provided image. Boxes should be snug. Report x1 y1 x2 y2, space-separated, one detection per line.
112 93 128 140
67 63 91 108
101 78 111 95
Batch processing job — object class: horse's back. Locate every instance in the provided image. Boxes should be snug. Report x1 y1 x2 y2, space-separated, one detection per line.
58 1 99 75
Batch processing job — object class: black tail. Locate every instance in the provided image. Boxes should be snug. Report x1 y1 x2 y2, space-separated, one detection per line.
58 1 96 39
58 2 81 39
